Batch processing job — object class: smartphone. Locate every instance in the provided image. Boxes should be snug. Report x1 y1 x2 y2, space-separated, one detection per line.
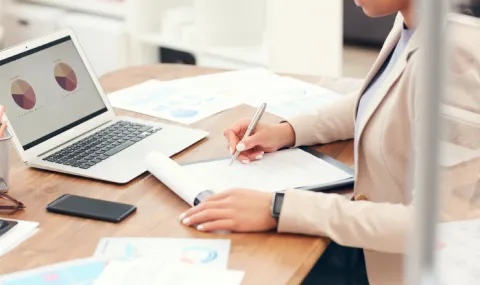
46 194 136 223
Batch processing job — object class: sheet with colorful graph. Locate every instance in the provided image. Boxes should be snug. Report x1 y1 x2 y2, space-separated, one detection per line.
93 238 231 269
0 258 108 285
107 68 340 125
107 79 243 125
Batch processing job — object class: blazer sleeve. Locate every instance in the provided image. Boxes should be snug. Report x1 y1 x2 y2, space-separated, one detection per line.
277 190 412 254
286 90 361 147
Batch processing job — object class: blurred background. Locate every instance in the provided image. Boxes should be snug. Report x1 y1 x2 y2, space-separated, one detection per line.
0 0 396 79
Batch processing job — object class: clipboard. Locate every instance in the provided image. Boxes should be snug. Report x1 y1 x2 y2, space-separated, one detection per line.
181 147 355 193
296 147 355 192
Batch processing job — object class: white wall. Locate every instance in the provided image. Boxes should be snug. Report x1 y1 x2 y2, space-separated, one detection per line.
2 0 344 77
266 0 343 77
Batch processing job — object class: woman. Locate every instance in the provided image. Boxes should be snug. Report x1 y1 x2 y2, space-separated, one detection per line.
178 0 451 284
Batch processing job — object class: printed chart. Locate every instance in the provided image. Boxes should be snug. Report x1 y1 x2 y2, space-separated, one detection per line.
94 238 230 268
0 259 107 285
11 79 36 110
55 62 78 92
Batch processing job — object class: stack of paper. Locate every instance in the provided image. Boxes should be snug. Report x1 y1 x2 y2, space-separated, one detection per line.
0 218 39 257
108 68 341 124
0 238 244 285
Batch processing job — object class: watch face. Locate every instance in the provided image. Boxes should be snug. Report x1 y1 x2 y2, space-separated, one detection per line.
273 192 285 216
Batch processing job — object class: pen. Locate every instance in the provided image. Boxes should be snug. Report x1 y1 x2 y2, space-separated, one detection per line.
229 103 267 166
193 190 215 206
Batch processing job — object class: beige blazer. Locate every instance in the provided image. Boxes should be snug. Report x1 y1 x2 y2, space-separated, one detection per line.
277 13 464 285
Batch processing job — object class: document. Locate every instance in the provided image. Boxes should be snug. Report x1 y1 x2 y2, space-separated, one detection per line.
108 69 342 124
0 218 39 257
242 76 341 109
107 79 242 125
184 149 352 193
147 148 352 206
94 238 231 268
94 259 244 285
438 219 480 285
0 258 108 285
146 151 208 206
267 93 341 119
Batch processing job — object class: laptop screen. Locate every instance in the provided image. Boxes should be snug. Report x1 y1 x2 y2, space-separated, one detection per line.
0 36 108 150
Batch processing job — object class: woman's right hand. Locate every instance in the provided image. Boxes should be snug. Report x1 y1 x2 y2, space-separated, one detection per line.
223 119 296 163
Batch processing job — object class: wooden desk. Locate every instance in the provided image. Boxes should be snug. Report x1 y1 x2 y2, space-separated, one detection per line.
0 65 361 284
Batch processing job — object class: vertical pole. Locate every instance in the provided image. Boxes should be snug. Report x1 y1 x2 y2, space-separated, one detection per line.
406 0 447 284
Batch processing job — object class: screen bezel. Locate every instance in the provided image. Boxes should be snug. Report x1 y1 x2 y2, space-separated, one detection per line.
0 29 116 163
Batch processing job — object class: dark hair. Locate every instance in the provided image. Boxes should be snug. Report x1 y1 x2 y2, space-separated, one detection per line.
457 0 480 17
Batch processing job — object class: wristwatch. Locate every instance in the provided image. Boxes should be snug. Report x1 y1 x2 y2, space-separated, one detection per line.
271 191 285 222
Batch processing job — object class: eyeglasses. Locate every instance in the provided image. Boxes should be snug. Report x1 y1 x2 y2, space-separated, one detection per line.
0 192 26 214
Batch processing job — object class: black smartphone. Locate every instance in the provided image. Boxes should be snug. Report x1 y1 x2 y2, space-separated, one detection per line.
46 194 137 223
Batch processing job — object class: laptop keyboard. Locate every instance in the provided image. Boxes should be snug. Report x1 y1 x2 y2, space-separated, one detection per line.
43 121 161 169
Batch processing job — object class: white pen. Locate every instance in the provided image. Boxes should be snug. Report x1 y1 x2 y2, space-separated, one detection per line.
229 103 267 166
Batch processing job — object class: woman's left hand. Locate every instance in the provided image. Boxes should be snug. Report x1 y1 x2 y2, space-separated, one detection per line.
179 189 278 233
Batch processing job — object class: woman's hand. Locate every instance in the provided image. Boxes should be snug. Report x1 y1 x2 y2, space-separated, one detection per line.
0 106 7 137
179 189 277 233
224 120 295 163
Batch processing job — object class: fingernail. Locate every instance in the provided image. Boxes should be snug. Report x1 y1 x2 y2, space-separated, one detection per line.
255 154 263 160
241 160 250 164
236 143 246 152
229 147 234 155
196 225 205 231
182 218 191 225
178 212 187 221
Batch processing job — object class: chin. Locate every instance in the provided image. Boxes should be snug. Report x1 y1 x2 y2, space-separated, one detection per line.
362 7 391 18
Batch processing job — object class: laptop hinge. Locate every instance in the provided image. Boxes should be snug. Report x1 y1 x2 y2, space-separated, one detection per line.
37 120 113 158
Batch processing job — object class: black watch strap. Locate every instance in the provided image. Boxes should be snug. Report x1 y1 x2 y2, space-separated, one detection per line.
271 191 285 222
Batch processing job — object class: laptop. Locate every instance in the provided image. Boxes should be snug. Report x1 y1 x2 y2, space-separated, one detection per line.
0 29 208 183
440 13 480 167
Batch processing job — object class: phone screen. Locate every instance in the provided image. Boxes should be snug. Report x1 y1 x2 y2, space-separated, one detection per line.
47 195 136 222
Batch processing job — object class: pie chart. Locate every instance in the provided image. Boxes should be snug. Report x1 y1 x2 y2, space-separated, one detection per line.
11 79 36 110
54 62 78 91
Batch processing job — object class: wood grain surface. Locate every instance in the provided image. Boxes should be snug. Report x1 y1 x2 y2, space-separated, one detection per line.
0 64 361 285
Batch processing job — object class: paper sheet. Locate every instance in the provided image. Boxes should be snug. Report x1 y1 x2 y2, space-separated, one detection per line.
0 258 108 285
146 151 207 206
184 149 352 193
108 79 242 124
0 218 39 257
94 238 231 268
267 93 341 119
242 76 340 108
438 219 480 285
108 69 342 124
94 259 244 285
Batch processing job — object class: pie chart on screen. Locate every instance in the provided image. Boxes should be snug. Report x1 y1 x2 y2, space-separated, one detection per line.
11 79 36 110
54 62 78 91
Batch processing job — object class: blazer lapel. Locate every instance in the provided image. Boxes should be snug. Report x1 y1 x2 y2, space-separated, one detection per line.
353 13 405 111
353 13 421 168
